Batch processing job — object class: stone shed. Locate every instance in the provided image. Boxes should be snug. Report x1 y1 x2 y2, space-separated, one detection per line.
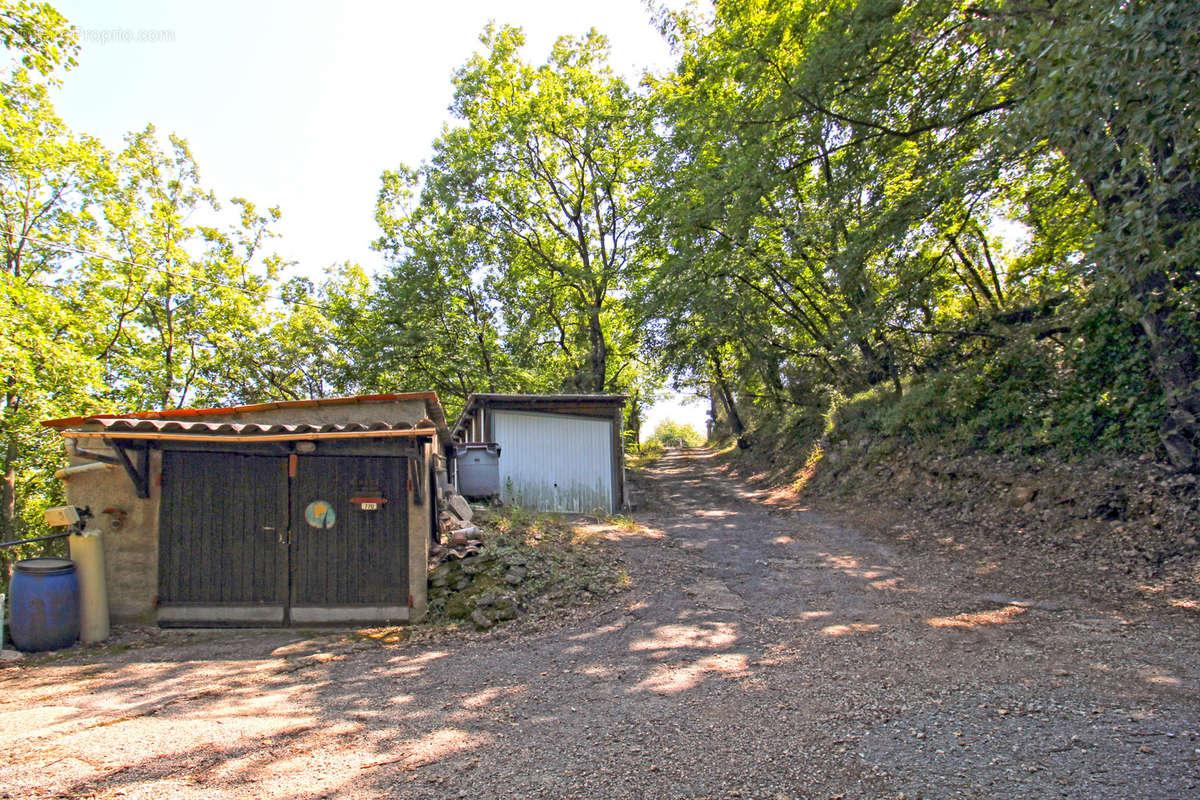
42 392 452 626
451 393 627 513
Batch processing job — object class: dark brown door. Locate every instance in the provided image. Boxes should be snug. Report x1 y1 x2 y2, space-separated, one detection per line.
288 455 408 623
158 451 288 625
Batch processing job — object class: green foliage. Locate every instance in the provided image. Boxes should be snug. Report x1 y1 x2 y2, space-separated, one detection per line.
627 440 665 468
84 127 286 410
370 25 655 410
1006 0 1200 467
1 34 107 545
645 417 704 448
644 0 1199 467
0 8 296 555
3 0 1199 571
833 320 1164 457
0 0 76 80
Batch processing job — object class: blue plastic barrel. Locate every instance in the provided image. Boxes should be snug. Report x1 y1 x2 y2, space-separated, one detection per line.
9 558 79 652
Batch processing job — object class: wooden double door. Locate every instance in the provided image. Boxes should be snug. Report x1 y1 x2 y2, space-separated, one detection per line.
157 451 410 626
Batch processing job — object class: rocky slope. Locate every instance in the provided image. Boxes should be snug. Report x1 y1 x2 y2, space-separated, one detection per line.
718 434 1200 615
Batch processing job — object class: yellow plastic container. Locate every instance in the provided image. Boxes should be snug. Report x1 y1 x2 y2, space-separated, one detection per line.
69 529 110 643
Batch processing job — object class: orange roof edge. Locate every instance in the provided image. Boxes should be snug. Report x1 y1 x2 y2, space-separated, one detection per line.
42 391 443 429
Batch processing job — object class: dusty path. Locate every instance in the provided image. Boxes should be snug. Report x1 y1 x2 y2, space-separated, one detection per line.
2 448 1199 799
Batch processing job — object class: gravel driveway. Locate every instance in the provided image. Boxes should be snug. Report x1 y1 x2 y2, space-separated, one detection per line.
2 448 1198 799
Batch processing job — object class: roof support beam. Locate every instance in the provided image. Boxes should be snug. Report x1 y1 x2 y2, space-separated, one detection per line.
110 439 150 499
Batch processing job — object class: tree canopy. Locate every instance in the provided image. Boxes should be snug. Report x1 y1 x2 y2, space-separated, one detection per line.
371 26 653 402
2 0 1198 550
640 0 1197 463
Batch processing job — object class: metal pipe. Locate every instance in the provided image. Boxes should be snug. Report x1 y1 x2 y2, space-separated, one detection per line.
0 532 71 549
71 440 121 465
54 462 116 479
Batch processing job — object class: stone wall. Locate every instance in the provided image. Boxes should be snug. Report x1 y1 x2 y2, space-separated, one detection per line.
60 447 161 622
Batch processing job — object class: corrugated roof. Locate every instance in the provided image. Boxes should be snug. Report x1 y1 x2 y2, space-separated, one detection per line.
85 419 433 435
451 393 627 438
464 393 628 404
60 419 440 443
42 391 453 446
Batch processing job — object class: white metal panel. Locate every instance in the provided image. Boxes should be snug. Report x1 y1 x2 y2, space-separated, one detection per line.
493 410 613 513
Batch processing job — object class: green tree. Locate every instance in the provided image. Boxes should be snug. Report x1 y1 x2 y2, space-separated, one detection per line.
0 10 105 541
85 127 284 410
644 0 1194 464
0 0 75 83
233 265 374 402
375 25 652 406
990 0 1200 467
646 418 704 448
371 165 515 403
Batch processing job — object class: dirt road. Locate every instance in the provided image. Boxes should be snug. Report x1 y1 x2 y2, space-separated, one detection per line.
2 448 1198 799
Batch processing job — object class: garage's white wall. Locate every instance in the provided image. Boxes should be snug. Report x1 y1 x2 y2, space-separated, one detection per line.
493 411 613 513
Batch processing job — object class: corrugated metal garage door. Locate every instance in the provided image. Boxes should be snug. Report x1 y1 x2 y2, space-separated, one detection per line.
493 410 613 513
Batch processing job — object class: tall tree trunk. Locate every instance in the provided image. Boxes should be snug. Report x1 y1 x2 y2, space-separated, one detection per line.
2 432 16 542
855 337 887 386
708 388 718 441
588 307 607 392
709 354 745 435
1 389 19 541
1137 277 1200 470
876 332 903 399
1057 94 1200 469
1 438 14 544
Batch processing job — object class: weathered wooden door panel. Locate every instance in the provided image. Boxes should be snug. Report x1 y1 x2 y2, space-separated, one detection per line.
289 455 408 613
158 451 288 623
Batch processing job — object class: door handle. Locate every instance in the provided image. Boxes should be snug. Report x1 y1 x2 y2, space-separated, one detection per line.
264 525 288 545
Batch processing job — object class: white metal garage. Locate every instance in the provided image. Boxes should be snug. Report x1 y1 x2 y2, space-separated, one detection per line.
451 393 627 513
493 410 612 513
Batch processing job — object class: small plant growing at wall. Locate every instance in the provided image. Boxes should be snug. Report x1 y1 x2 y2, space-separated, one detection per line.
504 477 516 508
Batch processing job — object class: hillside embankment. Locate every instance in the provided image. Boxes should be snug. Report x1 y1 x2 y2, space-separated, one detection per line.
717 432 1200 617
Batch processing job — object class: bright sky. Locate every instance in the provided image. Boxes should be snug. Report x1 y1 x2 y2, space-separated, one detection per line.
641 392 708 442
51 0 676 276
49 0 709 432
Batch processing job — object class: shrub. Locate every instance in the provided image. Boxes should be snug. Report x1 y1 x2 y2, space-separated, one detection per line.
829 314 1165 458
646 418 705 448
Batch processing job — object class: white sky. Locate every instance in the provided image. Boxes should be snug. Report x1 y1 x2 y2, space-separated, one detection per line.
49 0 708 430
51 0 678 275
641 391 708 442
